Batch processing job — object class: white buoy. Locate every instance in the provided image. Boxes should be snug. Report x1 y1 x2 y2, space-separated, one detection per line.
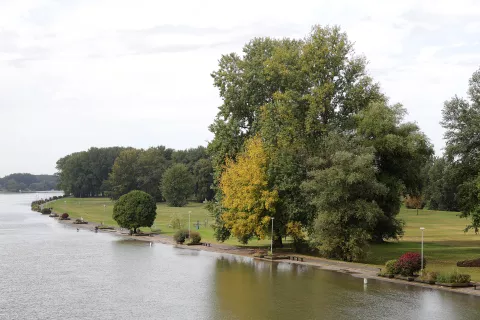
364 278 368 284
150 242 152 247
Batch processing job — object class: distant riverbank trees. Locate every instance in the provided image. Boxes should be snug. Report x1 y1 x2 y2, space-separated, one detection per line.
55 146 214 205
207 25 433 260
0 173 58 192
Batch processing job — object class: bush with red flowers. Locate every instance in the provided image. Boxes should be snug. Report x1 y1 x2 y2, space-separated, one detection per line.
60 213 69 220
395 252 425 276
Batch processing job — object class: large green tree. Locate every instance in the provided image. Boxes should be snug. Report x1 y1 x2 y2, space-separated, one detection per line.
56 147 124 197
208 25 393 245
441 67 480 232
355 102 433 242
302 135 387 261
162 164 194 207
113 190 157 234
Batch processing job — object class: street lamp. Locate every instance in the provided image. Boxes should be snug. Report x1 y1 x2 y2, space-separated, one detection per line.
188 211 192 239
420 227 425 275
270 217 275 254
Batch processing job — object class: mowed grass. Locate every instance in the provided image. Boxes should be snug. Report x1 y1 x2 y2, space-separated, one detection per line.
368 208 480 280
48 197 272 247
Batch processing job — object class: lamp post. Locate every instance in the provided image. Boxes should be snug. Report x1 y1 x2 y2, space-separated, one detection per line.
270 217 275 254
188 211 192 239
420 227 425 275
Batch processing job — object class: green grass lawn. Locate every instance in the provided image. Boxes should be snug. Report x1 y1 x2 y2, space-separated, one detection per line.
48 198 480 280
48 197 272 247
368 208 480 280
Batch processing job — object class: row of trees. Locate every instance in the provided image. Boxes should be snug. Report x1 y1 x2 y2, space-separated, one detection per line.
56 146 214 206
421 68 480 232
207 25 433 260
0 173 58 192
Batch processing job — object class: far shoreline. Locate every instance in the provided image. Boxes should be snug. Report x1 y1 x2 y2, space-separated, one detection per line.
47 208 480 299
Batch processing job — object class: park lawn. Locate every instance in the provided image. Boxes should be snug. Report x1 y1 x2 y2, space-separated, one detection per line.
368 208 480 280
48 197 272 247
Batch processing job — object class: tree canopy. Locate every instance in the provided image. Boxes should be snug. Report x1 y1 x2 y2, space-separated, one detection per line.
207 24 432 258
56 146 213 202
112 190 157 234
219 135 278 243
162 164 194 207
440 67 480 232
0 173 58 192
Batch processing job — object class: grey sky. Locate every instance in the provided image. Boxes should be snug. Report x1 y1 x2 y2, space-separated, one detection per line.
1 0 479 176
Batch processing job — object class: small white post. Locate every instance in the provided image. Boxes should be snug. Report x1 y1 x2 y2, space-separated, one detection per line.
270 217 275 254
364 278 368 284
420 227 425 275
188 211 192 239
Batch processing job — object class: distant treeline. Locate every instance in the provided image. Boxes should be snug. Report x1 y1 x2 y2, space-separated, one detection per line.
56 146 213 202
0 173 58 192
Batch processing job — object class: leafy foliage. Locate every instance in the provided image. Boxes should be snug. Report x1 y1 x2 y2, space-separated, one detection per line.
112 190 157 233
208 25 431 253
0 173 58 192
162 164 194 207
173 229 189 244
385 260 400 275
436 270 471 284
219 136 278 244
395 252 425 276
441 67 480 232
189 231 201 245
169 213 184 230
302 135 388 261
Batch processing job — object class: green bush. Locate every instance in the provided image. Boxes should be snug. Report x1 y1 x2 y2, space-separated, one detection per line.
436 270 471 284
189 231 201 245
173 229 189 244
419 271 438 283
169 214 184 230
385 259 399 274
41 208 52 215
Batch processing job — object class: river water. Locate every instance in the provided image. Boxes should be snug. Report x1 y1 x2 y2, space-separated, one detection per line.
1 192 480 320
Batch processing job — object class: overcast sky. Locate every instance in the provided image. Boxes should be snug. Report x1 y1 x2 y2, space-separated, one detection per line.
1 0 479 176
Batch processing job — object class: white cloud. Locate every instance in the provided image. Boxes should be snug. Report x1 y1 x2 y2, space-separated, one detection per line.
0 0 479 175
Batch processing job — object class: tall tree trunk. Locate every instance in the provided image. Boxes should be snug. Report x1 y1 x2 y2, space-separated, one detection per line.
273 235 283 248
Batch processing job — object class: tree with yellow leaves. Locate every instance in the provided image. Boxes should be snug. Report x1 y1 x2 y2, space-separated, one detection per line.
219 136 278 244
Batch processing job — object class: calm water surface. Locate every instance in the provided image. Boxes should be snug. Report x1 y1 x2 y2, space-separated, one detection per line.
1 193 480 320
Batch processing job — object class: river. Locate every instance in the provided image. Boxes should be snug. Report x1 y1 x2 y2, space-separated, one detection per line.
1 192 480 320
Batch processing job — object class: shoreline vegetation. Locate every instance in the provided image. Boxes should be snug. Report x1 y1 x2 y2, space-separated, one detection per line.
31 196 480 298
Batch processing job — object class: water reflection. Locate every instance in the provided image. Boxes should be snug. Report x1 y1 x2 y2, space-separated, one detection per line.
212 255 480 320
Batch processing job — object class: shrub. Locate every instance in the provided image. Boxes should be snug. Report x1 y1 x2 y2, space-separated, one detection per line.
189 231 201 245
60 213 69 219
419 271 438 283
457 258 480 267
113 190 157 234
404 195 426 209
385 259 400 274
395 252 425 276
173 229 189 244
41 208 52 215
436 270 471 284
169 214 184 230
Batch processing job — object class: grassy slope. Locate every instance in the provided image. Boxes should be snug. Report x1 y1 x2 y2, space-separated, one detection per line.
368 208 480 280
48 198 480 280
48 197 271 247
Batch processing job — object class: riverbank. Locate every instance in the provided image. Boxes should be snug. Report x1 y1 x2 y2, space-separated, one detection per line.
52 212 480 298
